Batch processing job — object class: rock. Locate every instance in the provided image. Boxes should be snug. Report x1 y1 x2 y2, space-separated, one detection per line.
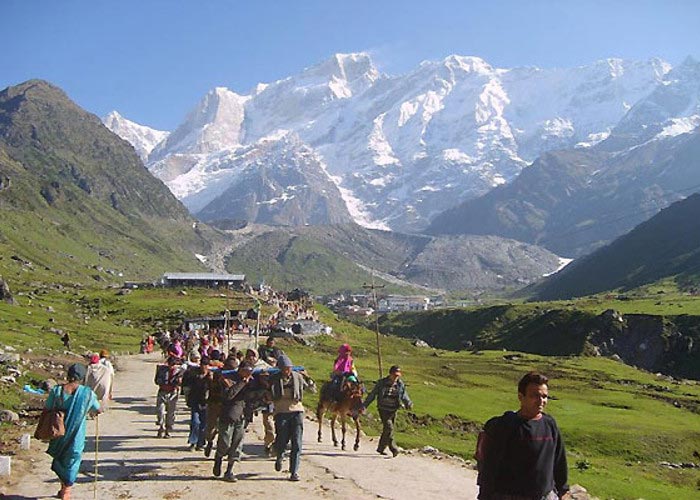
0 456 10 477
421 445 439 454
19 434 31 450
568 484 592 499
610 354 622 362
0 353 20 364
179 290 188 296
0 277 18 305
1 376 17 384
413 339 430 348
4 346 16 352
0 409 19 423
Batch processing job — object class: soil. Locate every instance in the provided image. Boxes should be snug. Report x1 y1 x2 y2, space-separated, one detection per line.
1 349 478 499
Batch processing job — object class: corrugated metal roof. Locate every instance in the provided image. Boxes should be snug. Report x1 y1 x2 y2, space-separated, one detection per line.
163 273 246 281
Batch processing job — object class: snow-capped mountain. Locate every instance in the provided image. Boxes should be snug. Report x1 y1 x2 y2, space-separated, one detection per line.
108 53 679 231
102 111 169 163
195 133 353 226
604 56 700 149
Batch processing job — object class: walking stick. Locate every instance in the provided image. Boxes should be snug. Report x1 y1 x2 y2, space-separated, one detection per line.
94 413 99 500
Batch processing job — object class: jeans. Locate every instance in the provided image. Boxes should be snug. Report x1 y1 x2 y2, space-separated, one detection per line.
188 407 206 447
156 390 178 431
215 417 246 463
204 401 221 445
378 408 398 453
274 411 304 475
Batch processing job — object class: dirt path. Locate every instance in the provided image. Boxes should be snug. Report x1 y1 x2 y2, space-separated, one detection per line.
5 352 478 499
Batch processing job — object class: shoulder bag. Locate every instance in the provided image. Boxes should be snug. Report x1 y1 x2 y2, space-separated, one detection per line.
34 385 66 441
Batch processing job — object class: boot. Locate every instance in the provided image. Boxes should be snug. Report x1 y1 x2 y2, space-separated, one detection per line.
204 441 213 457
213 457 222 477
223 463 237 482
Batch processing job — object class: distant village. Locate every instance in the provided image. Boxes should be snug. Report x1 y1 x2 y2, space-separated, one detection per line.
123 272 447 319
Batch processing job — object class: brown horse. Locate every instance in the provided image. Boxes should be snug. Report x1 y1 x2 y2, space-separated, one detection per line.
316 379 364 451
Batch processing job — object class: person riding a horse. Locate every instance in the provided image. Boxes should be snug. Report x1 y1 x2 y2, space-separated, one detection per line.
331 344 358 401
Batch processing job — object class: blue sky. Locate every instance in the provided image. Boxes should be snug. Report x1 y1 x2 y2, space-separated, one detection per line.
3 0 698 130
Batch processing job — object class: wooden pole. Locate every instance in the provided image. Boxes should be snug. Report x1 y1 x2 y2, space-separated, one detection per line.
363 276 385 379
225 284 230 352
93 413 99 500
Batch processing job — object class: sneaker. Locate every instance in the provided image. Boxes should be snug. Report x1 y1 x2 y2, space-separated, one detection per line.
157 428 164 438
390 447 399 458
264 445 273 457
164 432 171 439
195 446 203 452
223 472 237 482
289 473 300 482
213 458 222 477
376 448 387 456
188 444 195 451
204 442 213 458
274 456 283 472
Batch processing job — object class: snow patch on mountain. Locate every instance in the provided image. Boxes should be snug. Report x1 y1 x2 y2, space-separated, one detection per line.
657 115 700 139
107 52 688 232
102 111 169 162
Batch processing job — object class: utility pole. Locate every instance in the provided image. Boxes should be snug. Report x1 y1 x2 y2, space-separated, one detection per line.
362 275 385 379
224 283 231 352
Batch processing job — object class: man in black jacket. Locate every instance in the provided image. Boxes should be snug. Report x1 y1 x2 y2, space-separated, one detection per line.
478 372 569 500
362 365 413 457
213 362 254 482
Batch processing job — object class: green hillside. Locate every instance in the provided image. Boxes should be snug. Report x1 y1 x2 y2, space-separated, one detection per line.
0 80 220 284
225 227 417 294
531 193 700 301
225 223 560 294
376 299 700 379
2 289 699 498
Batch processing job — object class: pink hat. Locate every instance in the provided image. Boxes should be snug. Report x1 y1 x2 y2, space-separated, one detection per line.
89 354 100 364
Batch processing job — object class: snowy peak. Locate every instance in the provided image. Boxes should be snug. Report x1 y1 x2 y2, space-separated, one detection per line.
442 55 495 75
102 111 169 163
606 57 699 148
303 52 380 98
146 53 684 232
150 87 248 161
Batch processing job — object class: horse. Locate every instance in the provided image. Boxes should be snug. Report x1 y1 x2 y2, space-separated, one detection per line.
316 378 364 451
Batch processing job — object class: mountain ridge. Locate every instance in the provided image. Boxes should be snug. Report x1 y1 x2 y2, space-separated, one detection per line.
0 79 216 283
106 53 676 232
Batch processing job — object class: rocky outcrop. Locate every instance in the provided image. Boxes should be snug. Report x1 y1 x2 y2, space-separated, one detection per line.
0 277 17 305
589 310 699 379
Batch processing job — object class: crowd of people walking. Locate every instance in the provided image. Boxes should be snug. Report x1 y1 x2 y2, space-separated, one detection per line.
37 285 570 500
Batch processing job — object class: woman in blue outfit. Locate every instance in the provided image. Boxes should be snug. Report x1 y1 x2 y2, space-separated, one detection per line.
45 363 101 499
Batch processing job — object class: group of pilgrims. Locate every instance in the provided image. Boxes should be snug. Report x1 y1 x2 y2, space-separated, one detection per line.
154 331 322 483
39 286 569 500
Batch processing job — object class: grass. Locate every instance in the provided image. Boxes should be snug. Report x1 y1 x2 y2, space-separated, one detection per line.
1 289 699 498
281 306 700 500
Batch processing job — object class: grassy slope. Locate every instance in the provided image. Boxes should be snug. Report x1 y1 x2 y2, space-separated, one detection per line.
225 230 417 294
2 289 699 498
284 307 700 500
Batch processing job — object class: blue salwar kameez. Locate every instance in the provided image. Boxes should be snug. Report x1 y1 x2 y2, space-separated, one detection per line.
45 384 100 486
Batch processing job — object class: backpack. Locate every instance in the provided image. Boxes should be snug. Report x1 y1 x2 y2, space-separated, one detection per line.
154 364 169 386
475 411 521 486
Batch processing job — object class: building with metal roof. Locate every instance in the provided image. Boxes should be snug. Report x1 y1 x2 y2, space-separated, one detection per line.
161 273 246 288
